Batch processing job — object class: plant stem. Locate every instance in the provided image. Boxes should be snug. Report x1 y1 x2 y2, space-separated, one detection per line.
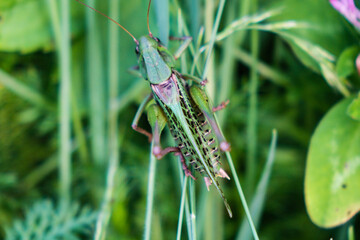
176 176 188 240
86 0 106 165
226 151 259 240
94 0 121 239
246 0 259 195
58 0 72 201
0 70 55 111
144 141 157 240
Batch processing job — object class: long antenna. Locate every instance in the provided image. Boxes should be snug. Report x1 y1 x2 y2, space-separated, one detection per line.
75 0 139 44
147 0 153 37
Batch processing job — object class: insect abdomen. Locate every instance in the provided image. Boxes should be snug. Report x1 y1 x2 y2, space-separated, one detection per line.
151 74 222 175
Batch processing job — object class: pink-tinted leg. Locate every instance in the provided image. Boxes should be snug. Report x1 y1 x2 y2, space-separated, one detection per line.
212 99 230 112
200 79 208 86
153 146 196 180
218 168 230 180
131 94 153 142
153 146 179 159
219 141 231 152
204 177 212 191
132 124 152 142
175 152 196 180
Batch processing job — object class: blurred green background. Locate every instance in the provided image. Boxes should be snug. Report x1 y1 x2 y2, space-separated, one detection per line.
0 0 359 239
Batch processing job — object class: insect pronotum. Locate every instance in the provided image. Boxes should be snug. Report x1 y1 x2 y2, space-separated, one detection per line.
76 0 233 217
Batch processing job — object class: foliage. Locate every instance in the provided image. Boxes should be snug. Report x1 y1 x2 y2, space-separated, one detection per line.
305 97 360 227
0 0 359 239
5 200 97 240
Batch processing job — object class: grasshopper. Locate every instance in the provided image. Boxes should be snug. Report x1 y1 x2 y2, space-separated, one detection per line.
76 0 233 217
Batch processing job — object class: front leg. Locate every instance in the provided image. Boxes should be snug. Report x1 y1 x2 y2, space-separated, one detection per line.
132 94 153 142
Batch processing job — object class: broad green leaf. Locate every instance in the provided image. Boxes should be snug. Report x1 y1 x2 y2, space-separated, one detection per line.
0 0 52 53
347 94 360 121
336 46 359 78
305 97 360 228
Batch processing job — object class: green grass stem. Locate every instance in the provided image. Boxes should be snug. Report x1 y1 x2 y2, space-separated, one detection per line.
113 79 148 113
176 176 188 240
153 0 169 47
144 141 157 240
216 0 236 125
173 4 202 76
201 0 226 81
174 152 193 240
237 129 278 240
93 142 119 240
225 151 259 240
93 0 121 239
234 48 290 86
22 155 58 190
49 0 72 201
189 179 197 240
86 0 107 165
70 87 89 163
348 225 354 240
246 0 260 195
0 70 55 111
203 0 215 99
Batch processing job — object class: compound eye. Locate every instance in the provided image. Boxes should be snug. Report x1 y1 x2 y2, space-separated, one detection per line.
135 46 140 55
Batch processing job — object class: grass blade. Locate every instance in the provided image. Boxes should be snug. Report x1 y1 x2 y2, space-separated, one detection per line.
0 69 55 111
93 0 121 238
153 0 169 46
86 0 106 165
237 129 278 240
144 141 157 240
226 150 259 240
59 0 72 203
47 0 72 201
176 176 188 240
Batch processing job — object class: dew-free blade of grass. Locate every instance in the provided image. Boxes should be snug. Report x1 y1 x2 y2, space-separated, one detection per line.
226 151 259 240
176 176 188 240
195 186 207 240
153 0 169 47
173 148 194 240
94 0 121 238
348 225 354 240
189 179 197 240
188 0 200 42
246 9 260 194
86 0 107 164
237 129 278 240
144 141 157 240
233 48 290 86
22 155 58 190
114 79 148 113
216 0 236 125
0 69 55 111
202 0 226 99
174 149 193 240
94 141 119 240
48 0 72 201
173 3 201 74
70 86 89 163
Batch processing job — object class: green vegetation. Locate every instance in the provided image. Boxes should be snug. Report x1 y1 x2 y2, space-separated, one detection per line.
0 0 359 239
